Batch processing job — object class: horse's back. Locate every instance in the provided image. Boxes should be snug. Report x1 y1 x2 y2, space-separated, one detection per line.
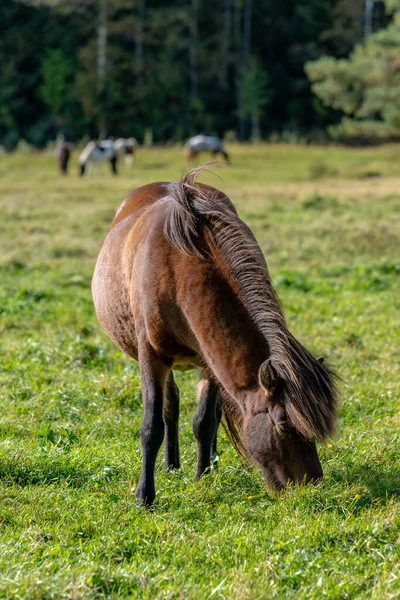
185 135 223 154
80 140 115 164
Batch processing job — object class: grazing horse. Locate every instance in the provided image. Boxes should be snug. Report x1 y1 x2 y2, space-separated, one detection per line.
114 137 137 167
56 142 71 175
92 169 337 507
184 135 230 164
78 140 118 176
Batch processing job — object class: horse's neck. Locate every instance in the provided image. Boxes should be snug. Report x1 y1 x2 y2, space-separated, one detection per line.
180 264 267 397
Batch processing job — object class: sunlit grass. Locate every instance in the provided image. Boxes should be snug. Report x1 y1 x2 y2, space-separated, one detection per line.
0 144 399 598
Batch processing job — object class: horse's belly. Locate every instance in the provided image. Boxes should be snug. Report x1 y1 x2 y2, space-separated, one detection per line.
172 357 204 372
92 222 138 360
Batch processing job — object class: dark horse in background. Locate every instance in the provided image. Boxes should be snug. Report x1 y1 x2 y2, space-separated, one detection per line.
56 142 71 175
92 169 337 506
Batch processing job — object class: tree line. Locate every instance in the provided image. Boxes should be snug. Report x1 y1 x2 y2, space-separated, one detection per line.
0 0 395 150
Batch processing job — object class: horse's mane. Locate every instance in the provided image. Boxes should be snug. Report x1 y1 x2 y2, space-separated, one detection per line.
164 167 338 446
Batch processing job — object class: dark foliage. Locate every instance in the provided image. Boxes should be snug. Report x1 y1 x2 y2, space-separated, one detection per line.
0 0 378 148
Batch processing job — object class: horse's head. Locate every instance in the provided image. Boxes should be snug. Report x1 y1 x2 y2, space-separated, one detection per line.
78 162 86 176
242 358 336 491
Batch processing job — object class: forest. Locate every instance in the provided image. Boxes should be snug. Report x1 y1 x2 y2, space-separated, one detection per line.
0 0 397 149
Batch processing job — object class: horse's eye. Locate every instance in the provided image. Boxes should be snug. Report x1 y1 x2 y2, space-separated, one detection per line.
268 404 291 435
276 420 291 435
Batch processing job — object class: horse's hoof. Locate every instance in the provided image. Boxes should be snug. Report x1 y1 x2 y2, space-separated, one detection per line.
195 466 212 480
135 499 155 510
164 463 181 472
135 488 155 509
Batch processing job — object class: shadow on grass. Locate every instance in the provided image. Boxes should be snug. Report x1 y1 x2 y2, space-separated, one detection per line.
0 455 121 488
331 463 400 505
155 465 276 514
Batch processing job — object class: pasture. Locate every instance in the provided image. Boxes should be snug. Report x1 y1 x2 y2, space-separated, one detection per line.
0 144 399 599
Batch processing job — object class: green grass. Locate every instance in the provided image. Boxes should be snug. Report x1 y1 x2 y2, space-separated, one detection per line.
0 144 399 599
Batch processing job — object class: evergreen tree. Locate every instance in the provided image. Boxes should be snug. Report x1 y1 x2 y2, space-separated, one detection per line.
238 58 270 141
306 1 400 141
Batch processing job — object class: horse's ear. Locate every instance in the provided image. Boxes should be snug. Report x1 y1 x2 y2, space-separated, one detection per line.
259 359 279 393
318 357 324 364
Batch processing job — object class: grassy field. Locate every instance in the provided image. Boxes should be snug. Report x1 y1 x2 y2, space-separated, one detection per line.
0 143 399 599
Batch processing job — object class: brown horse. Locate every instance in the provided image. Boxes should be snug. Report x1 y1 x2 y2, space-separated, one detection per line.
92 169 337 506
56 142 71 175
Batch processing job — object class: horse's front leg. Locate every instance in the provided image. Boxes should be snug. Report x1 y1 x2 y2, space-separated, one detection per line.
110 156 118 175
193 372 221 480
163 372 180 470
136 343 169 507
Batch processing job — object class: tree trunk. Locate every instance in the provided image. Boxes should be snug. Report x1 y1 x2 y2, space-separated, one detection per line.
233 0 245 139
97 0 107 137
251 110 260 141
243 0 252 62
219 0 232 90
135 0 145 76
189 0 199 100
364 0 374 37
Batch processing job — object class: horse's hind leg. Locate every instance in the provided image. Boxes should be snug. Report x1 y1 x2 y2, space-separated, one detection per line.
136 343 169 507
193 372 221 480
211 392 222 457
164 372 180 470
221 151 230 163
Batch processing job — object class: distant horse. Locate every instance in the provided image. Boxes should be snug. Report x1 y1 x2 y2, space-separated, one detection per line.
184 135 230 164
78 141 118 176
56 142 71 175
114 137 137 167
92 169 337 507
